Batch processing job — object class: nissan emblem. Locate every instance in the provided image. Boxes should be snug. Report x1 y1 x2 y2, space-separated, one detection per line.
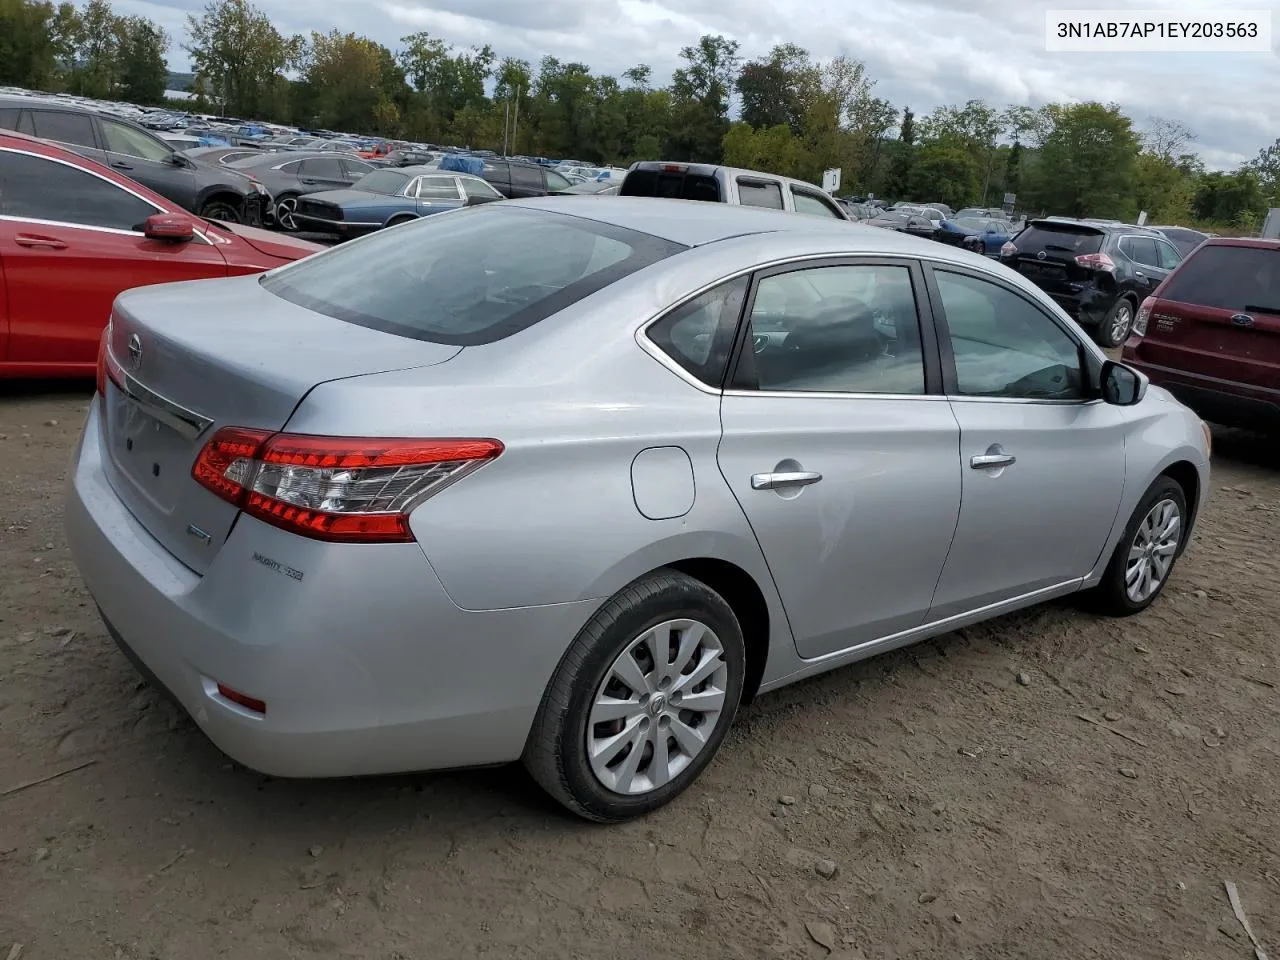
1036 250 1047 260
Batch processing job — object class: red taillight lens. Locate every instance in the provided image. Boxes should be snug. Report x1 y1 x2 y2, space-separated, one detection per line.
1000 241 1016 257
216 683 266 714
1075 252 1116 272
191 430 503 543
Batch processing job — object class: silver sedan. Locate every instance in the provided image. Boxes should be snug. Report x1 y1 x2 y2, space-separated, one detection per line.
66 197 1211 822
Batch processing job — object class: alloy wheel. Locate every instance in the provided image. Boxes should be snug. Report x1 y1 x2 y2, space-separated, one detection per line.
275 197 299 231
1110 302 1134 344
587 619 729 795
1125 497 1181 603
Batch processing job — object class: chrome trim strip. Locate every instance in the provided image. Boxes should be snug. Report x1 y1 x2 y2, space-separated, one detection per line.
759 579 1081 691
105 349 214 440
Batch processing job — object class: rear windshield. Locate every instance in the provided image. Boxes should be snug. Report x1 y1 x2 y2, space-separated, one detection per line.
1012 223 1104 256
1161 245 1280 314
620 168 721 202
259 205 686 345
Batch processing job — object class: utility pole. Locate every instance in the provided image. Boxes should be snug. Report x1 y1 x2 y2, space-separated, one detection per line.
502 99 510 156
511 87 520 154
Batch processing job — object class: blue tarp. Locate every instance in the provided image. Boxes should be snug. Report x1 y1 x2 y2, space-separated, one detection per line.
440 154 485 176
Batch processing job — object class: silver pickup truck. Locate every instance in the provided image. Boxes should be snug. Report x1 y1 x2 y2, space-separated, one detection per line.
619 161 851 221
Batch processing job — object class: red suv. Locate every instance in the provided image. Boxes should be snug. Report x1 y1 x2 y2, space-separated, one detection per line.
0 130 323 379
1122 238 1280 431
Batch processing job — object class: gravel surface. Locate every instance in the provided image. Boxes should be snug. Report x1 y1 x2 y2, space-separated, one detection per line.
2 382 1277 960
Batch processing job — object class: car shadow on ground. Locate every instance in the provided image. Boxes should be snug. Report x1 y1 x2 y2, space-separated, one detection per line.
1208 424 1279 470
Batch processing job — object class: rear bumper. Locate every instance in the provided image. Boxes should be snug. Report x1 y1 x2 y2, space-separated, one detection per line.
64 399 597 778
1123 355 1280 431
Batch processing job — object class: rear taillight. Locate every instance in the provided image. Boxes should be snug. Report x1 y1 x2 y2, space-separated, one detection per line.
1075 252 1115 272
1000 241 1016 257
1133 297 1155 337
192 430 503 543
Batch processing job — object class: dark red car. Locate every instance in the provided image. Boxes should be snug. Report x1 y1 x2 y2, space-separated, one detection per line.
0 130 323 379
1123 238 1280 431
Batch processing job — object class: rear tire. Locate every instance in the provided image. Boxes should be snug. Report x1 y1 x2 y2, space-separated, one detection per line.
1096 298 1135 348
523 570 746 823
1082 476 1188 616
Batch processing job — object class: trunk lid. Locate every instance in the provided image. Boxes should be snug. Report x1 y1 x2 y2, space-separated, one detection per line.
1140 242 1280 389
1002 220 1107 292
101 274 462 574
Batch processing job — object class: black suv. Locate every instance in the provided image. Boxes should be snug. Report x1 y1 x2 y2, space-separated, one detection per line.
479 158 574 198
999 218 1184 347
0 96 267 225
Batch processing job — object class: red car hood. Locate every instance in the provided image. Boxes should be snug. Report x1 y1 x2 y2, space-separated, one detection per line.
212 221 324 263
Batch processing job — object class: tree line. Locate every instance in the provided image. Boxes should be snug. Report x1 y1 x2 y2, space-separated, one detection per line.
3 0 1277 227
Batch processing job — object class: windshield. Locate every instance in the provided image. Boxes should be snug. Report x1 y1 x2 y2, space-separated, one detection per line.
259 205 686 345
1161 245 1280 314
353 170 411 195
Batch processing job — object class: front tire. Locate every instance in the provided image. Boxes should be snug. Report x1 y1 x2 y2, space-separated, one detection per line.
274 194 300 231
1097 298 1135 348
1084 476 1188 616
524 570 746 822
199 198 241 223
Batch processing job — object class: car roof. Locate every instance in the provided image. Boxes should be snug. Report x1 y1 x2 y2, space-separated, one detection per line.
1196 236 1280 250
627 160 831 193
506 195 928 248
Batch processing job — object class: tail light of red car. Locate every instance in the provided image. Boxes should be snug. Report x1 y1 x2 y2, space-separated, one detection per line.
192 429 503 543
1133 296 1155 337
1075 252 1116 272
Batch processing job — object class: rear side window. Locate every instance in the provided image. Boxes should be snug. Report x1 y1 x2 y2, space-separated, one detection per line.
1011 223 1104 256
1160 245 1280 314
737 178 783 209
0 108 19 131
621 169 721 202
545 169 572 191
343 158 373 177
414 177 460 199
300 157 344 179
260 205 686 345
1121 236 1158 266
30 110 97 148
511 164 541 190
647 276 749 385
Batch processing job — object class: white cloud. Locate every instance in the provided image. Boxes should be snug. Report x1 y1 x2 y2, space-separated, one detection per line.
157 0 1280 168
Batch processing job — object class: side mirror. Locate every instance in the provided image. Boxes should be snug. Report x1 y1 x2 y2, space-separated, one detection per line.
1100 359 1147 406
143 214 195 243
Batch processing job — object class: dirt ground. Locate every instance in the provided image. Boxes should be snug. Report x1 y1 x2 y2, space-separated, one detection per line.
1 382 1277 960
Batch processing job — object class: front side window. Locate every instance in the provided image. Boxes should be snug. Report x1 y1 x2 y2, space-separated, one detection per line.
1155 239 1182 270
32 110 98 149
299 157 345 179
648 276 749 386
791 189 842 218
0 150 158 231
260 205 685 346
545 169 572 191
934 269 1085 400
511 164 541 189
741 264 926 395
99 119 172 161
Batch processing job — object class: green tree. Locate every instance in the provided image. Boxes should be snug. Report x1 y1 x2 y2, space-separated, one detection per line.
736 43 815 134
0 0 59 87
909 143 979 206
116 15 168 104
884 106 915 199
668 33 740 161
1193 170 1265 225
1028 102 1140 218
398 32 494 142
67 0 120 98
186 0 300 118
300 31 404 133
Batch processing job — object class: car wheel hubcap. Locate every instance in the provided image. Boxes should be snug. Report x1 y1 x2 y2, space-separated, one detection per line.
587 618 729 796
1111 304 1133 342
276 198 297 230
1125 498 1180 602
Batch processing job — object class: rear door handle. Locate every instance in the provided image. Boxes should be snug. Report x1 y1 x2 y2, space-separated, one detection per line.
111 160 133 170
970 453 1016 469
300 178 318 185
15 234 68 249
751 471 822 490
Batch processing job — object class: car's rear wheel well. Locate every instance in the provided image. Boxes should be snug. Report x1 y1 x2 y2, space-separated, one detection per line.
386 214 417 226
666 558 769 704
1161 460 1201 547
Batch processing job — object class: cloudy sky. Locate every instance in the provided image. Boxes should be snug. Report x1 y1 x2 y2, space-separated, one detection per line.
118 0 1278 168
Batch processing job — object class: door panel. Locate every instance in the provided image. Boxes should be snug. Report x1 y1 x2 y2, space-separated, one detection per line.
718 260 960 659
0 251 8 361
926 265 1127 617
98 117 197 209
0 150 225 367
297 157 350 193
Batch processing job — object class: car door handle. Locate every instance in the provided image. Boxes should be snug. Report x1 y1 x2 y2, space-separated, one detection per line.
970 454 1016 469
111 160 133 170
300 178 318 184
15 234 68 249
751 471 822 490
1134 270 1146 279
